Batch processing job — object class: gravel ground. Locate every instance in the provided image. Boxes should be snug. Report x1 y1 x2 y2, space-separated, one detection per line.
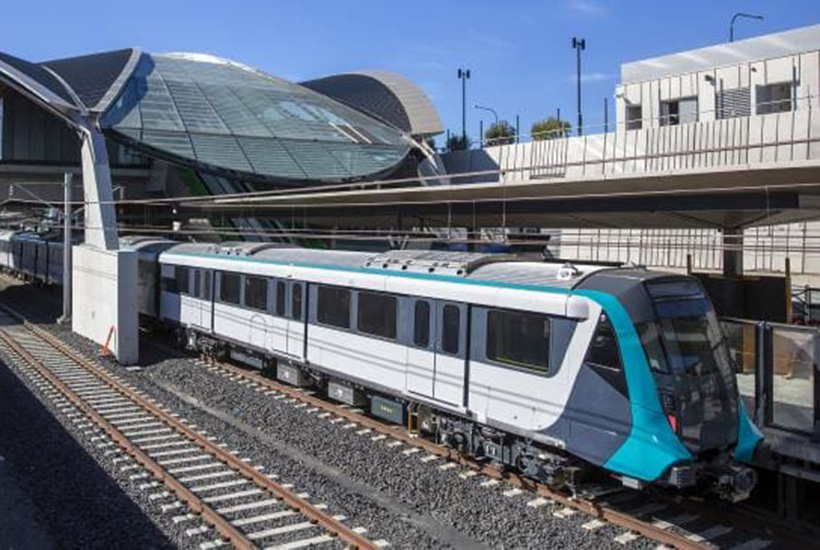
0 277 658 549
0 348 177 549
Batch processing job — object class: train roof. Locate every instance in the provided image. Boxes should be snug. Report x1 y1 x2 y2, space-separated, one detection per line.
468 261 610 290
162 245 620 290
252 247 373 268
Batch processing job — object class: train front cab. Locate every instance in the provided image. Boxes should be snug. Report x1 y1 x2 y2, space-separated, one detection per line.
578 272 763 501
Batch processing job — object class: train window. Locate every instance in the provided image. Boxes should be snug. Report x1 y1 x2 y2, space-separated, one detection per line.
291 284 302 321
203 271 212 301
487 310 550 372
413 301 430 348
176 266 189 295
276 281 286 316
161 269 178 293
193 270 201 297
358 291 397 340
317 286 351 329
637 322 668 373
244 276 268 311
442 305 460 355
584 314 622 371
220 272 241 305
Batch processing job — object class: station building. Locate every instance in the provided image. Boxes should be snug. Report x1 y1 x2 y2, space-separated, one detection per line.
561 23 820 279
0 48 443 233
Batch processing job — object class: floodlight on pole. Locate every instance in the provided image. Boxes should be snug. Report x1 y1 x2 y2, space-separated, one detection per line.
457 68 471 143
571 37 586 136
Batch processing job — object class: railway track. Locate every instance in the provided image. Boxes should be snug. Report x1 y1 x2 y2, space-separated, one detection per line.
0 304 383 550
194 357 803 550
0 276 808 550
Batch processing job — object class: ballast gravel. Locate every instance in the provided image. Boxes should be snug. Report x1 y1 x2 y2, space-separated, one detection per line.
1 278 656 549
0 349 178 549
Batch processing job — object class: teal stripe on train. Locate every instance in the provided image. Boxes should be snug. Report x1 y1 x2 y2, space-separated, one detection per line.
575 289 692 480
734 401 763 463
169 250 758 480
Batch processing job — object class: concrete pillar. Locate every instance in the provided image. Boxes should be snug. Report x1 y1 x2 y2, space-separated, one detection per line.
71 122 138 364
58 172 72 325
78 123 119 250
723 227 744 278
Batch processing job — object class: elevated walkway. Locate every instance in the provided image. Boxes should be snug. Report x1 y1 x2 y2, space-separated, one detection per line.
199 103 820 231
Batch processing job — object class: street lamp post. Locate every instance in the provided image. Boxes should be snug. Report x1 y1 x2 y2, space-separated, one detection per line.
474 104 498 125
474 104 497 145
457 68 471 144
730 13 764 42
572 37 586 136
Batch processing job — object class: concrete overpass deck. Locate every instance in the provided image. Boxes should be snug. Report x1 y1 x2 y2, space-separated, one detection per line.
192 108 820 230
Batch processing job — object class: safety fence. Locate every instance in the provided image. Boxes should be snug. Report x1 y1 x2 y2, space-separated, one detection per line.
722 317 819 440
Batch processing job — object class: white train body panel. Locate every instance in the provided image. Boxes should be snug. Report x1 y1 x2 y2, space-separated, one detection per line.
157 249 595 432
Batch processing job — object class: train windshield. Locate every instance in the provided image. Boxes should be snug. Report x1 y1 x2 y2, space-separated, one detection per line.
639 280 734 381
639 279 738 452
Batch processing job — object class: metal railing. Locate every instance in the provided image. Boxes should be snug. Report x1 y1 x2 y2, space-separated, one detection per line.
722 317 820 441
445 95 820 186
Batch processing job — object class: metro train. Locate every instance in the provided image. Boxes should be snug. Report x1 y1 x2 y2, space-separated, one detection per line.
0 231 763 500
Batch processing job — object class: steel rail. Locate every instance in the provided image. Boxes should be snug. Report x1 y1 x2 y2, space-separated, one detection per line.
208 359 709 550
0 304 378 550
211 358 820 548
0 328 256 550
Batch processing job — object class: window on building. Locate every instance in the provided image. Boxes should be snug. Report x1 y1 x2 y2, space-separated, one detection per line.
442 305 461 355
244 276 268 311
176 266 190 295
413 301 431 348
358 291 397 340
717 87 751 119
276 281 286 316
626 104 643 130
487 310 550 373
756 82 793 114
291 284 302 321
660 97 698 126
584 314 622 370
220 272 241 305
317 286 351 329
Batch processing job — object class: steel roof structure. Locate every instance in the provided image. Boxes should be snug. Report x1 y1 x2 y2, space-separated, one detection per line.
0 48 443 185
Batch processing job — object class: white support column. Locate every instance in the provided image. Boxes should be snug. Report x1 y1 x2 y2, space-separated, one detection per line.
58 172 72 325
71 121 138 364
79 123 119 250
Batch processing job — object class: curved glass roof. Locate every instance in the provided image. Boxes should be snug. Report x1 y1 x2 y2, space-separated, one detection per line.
100 53 411 182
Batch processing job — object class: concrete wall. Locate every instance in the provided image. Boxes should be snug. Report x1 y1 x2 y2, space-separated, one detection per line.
442 98 820 187
71 245 138 364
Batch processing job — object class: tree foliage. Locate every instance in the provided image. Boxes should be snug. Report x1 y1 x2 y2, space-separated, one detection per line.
483 120 516 146
530 117 571 140
446 134 472 151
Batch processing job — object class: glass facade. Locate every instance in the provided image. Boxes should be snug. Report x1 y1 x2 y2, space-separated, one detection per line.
102 54 410 181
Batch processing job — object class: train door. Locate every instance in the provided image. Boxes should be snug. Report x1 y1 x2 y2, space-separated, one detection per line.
433 301 468 408
287 281 306 359
179 267 195 326
270 279 288 354
191 269 212 332
406 298 436 398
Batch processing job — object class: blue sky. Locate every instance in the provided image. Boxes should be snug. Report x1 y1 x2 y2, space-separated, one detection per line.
4 1 819 143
